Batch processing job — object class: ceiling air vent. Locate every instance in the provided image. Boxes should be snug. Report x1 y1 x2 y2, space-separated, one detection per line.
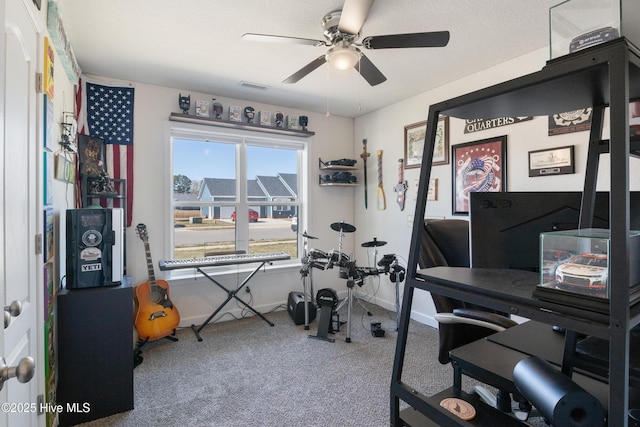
239 81 269 91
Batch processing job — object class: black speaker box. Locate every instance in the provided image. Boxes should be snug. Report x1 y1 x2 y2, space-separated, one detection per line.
287 291 316 325
66 208 115 289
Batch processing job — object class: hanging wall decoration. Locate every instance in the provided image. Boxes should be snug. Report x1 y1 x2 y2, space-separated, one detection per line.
43 37 55 98
47 0 80 84
452 135 507 215
548 108 592 135
404 116 449 169
528 146 575 177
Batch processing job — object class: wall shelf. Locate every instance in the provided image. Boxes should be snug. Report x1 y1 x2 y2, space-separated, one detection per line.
318 158 358 171
169 112 315 138
318 180 358 187
318 158 358 186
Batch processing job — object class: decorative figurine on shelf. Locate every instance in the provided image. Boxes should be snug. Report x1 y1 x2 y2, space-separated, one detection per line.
244 106 255 123
212 99 223 119
178 93 191 114
299 115 309 131
88 170 116 195
275 112 284 127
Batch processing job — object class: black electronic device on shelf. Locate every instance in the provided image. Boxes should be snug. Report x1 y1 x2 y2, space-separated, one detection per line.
66 208 123 289
470 191 640 272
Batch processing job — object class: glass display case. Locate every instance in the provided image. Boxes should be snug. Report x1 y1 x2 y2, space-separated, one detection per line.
539 228 640 300
549 0 640 59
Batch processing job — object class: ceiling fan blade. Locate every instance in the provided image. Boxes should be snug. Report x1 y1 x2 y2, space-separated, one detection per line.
242 33 326 47
283 55 327 84
338 0 375 35
356 53 386 86
362 31 450 49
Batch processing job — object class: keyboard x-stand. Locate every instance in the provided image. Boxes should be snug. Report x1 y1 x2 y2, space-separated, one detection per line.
159 251 291 341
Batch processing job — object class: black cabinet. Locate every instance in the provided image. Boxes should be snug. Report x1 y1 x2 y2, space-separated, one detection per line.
56 284 134 426
391 38 640 426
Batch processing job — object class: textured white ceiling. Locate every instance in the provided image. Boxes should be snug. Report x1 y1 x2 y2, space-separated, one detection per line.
57 0 561 118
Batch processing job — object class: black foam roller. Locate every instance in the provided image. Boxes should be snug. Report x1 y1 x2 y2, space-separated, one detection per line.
513 356 604 427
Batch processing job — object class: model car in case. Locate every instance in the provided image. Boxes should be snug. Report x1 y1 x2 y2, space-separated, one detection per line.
555 253 608 297
541 249 574 282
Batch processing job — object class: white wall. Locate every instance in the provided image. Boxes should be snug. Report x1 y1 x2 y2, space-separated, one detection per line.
78 76 357 327
353 46 640 327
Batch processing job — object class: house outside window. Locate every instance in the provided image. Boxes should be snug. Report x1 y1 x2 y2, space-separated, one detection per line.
169 126 306 272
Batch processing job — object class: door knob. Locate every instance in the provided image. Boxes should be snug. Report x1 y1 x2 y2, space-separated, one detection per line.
3 301 21 329
0 356 35 390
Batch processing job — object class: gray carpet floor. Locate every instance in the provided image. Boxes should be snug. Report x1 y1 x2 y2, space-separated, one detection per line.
75 302 542 426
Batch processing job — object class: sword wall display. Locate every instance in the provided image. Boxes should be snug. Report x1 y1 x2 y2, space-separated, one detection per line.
360 139 370 209
376 150 386 210
394 158 408 210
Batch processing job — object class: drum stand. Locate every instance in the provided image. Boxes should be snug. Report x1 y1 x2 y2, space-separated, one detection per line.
376 253 405 332
300 231 319 330
389 258 405 331
352 237 389 317
344 278 356 343
337 265 371 343
336 282 372 318
335 260 371 336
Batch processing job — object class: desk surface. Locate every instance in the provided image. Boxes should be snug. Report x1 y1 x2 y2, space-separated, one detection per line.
449 325 612 411
415 267 615 337
488 321 568 366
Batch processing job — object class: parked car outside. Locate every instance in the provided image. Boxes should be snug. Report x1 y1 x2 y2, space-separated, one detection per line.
231 209 259 222
554 253 608 297
291 216 297 232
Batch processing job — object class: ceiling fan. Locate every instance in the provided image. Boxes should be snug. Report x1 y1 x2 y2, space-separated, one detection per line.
242 0 449 86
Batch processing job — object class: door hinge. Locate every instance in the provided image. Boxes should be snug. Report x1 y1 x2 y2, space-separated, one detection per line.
35 73 43 93
35 234 42 255
37 394 44 415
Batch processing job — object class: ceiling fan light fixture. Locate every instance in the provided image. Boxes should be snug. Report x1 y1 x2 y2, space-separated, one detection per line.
326 45 360 70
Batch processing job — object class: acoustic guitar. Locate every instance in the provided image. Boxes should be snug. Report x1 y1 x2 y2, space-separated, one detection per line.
134 223 180 341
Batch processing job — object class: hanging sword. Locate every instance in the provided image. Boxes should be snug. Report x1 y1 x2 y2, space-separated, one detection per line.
360 139 370 209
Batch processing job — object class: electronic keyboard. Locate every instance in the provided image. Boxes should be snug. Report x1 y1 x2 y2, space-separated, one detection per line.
159 251 291 271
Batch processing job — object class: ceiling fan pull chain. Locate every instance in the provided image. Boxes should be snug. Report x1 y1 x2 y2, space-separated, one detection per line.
325 64 331 117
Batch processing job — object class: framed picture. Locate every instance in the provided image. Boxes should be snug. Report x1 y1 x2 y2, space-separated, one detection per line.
44 208 54 262
427 178 438 201
44 94 54 151
404 116 449 169
44 152 53 206
195 100 210 117
452 135 507 215
77 134 106 177
528 145 575 177
55 153 75 183
43 37 54 99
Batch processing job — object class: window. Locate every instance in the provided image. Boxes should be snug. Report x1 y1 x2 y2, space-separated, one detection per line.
169 125 306 271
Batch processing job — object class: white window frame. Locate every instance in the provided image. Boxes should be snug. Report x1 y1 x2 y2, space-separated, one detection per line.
165 122 309 277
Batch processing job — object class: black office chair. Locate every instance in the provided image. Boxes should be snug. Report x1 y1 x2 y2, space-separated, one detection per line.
418 219 518 363
418 219 524 413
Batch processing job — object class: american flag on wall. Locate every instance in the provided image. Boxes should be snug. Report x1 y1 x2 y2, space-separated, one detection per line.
76 78 135 226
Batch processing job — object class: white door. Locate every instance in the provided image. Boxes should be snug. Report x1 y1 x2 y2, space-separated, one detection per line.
1 0 40 426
